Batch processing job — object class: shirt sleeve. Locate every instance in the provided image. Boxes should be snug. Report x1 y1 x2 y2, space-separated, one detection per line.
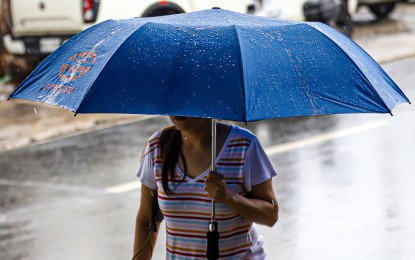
136 142 157 190
243 136 277 192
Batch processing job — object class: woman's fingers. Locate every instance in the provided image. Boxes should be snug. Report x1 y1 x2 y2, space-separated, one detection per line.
204 179 220 193
205 172 226 202
206 171 224 180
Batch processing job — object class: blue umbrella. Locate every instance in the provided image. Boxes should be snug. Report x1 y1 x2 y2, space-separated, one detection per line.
9 9 409 120
8 8 410 260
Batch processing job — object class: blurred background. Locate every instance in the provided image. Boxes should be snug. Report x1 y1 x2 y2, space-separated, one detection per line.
1 1 415 259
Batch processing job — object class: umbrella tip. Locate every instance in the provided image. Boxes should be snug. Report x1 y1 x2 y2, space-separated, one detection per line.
212 7 221 9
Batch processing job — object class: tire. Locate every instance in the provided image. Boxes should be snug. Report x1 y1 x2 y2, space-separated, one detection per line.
328 2 353 37
144 8 183 17
368 3 396 19
142 4 185 18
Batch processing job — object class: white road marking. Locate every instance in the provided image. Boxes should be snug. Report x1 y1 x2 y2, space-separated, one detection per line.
104 181 141 194
264 119 389 156
0 178 103 193
104 119 389 194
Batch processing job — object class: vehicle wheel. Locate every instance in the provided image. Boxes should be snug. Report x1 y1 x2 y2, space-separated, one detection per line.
144 8 183 17
329 2 353 37
368 3 396 19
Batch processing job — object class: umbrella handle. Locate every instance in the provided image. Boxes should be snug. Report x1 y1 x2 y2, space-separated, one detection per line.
207 221 219 260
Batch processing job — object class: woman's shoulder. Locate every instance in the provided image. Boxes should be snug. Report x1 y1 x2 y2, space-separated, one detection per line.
229 124 257 142
147 129 163 144
146 126 169 147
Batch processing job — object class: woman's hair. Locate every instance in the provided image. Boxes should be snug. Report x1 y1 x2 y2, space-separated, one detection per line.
159 126 187 195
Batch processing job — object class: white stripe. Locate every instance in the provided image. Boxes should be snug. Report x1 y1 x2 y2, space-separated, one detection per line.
104 119 389 194
0 178 103 193
264 119 389 156
104 181 141 194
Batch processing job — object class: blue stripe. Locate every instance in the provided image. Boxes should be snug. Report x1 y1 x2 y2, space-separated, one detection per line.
220 232 249 244
160 182 207 189
167 235 206 245
159 201 211 208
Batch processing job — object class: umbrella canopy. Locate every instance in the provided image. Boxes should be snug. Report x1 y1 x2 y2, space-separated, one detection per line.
9 9 409 121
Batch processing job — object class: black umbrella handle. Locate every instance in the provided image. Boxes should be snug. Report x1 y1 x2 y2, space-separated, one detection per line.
207 221 219 259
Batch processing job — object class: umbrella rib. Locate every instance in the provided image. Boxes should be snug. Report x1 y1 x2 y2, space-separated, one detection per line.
312 92 387 113
74 21 151 114
216 10 248 122
275 25 319 114
232 25 248 122
308 23 400 114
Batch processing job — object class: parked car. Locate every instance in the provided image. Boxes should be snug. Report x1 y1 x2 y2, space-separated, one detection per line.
358 0 400 19
277 0 357 36
2 0 255 67
268 0 400 37
303 0 353 37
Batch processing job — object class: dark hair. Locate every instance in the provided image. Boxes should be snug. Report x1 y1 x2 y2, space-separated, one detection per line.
159 126 187 195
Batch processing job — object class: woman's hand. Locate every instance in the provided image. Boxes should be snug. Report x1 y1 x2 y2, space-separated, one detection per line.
204 171 235 203
205 171 278 227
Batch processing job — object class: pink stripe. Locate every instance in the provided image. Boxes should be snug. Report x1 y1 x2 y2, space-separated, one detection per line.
167 248 207 258
159 195 211 203
164 214 240 221
167 230 206 239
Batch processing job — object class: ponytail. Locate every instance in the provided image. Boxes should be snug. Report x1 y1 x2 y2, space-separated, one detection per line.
159 126 187 195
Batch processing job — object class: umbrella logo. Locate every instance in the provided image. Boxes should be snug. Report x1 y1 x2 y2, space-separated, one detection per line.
59 51 97 82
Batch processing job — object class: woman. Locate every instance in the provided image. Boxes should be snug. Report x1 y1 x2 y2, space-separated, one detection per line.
134 116 278 259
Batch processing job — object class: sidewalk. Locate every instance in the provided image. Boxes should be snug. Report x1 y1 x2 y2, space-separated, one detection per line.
0 99 150 151
1 21 415 152
355 31 415 64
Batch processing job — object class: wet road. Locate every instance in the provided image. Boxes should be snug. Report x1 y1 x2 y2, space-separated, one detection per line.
1 57 414 259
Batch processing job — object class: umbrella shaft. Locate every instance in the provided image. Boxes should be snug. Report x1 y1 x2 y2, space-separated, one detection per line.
211 118 217 222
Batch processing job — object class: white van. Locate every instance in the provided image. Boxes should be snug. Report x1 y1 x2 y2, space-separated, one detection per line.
3 0 255 58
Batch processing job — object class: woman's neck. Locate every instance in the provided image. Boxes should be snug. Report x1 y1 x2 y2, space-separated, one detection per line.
180 126 211 149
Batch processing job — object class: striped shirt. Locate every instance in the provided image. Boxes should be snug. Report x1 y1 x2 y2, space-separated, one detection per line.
138 125 277 259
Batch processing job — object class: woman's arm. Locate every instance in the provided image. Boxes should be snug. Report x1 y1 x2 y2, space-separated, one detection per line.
133 185 160 260
205 172 278 227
